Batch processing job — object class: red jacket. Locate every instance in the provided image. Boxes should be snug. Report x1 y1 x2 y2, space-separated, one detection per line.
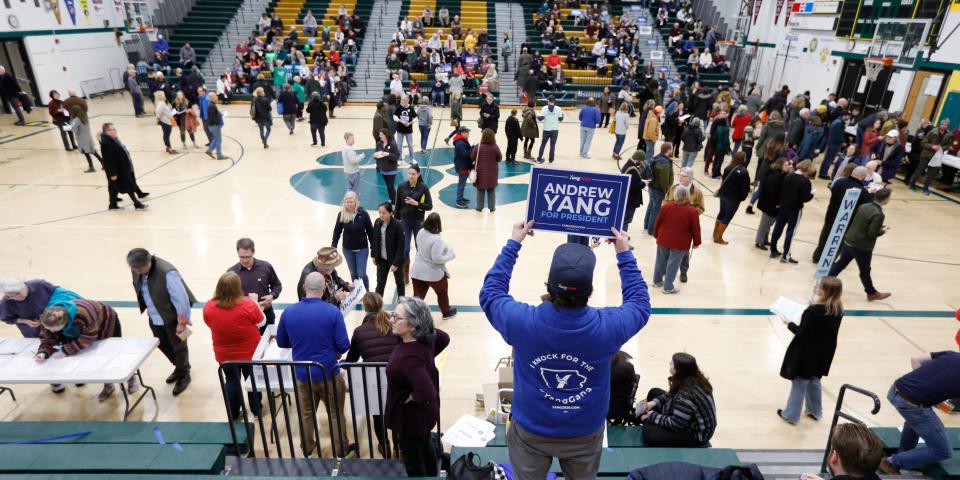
471 143 502 189
731 113 753 140
203 298 262 363
654 201 702 250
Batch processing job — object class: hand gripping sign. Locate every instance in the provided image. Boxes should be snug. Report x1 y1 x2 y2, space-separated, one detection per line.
525 166 631 238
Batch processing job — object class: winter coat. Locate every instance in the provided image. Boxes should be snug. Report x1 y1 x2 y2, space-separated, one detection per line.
471 143 502 189
505 115 521 140
375 137 400 173
345 317 400 363
796 125 825 160
452 134 473 173
252 96 273 124
521 107 539 138
718 164 750 202
780 304 842 380
100 134 138 194
479 101 500 131
629 462 766 480
754 120 784 160
786 116 807 147
731 113 753 140
71 117 97 154
621 158 646 208
395 180 433 223
278 91 298 115
757 170 784 217
711 119 730 154
825 117 846 149
306 98 328 125
681 124 704 153
642 111 660 141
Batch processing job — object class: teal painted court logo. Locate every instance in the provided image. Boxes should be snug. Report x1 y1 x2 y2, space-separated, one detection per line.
290 147 532 210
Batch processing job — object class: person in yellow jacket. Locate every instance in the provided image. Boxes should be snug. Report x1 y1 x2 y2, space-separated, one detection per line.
464 30 478 52
643 104 662 159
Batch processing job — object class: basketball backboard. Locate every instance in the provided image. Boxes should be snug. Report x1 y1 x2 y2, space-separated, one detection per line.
869 19 931 68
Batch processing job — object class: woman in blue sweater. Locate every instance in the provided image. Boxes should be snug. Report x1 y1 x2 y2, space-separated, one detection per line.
332 191 376 291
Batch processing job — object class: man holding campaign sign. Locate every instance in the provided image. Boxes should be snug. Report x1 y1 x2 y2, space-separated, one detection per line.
525 166 631 238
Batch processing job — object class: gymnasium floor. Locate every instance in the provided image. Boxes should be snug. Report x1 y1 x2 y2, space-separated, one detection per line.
0 94 957 450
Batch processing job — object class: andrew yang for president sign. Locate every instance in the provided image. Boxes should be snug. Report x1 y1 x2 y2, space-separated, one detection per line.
526 167 630 238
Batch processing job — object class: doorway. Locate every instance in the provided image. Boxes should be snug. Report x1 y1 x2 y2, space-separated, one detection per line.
0 39 40 108
902 70 947 131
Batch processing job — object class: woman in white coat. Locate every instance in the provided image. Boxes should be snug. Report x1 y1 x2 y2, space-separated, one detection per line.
410 212 457 319
154 91 177 154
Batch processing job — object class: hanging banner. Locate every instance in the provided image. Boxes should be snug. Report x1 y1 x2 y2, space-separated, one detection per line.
79 0 90 24
64 0 76 25
775 0 786 24
51 0 62 24
525 167 630 238
814 188 863 279
753 0 764 25
784 0 796 27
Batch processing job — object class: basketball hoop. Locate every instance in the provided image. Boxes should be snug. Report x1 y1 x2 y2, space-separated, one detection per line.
718 40 736 56
864 57 893 82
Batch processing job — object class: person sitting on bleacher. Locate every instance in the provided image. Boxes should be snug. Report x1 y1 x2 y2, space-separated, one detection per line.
451 16 462 39
591 38 606 61
412 17 425 38
596 55 609 77
303 11 317 37
400 17 413 38
699 50 714 71
585 19 599 40
531 50 544 70
554 26 568 49
546 49 563 77
258 13 271 35
800 423 883 480
464 29 478 52
421 7 433 27
566 44 584 70
635 352 717 447
438 6 450 27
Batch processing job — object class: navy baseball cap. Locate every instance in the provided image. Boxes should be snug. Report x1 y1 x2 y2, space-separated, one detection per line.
547 243 596 300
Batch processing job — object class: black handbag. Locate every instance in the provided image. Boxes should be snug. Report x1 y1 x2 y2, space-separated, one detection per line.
449 452 494 480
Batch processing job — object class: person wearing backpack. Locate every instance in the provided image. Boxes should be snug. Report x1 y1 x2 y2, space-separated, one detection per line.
643 142 676 235
680 118 704 169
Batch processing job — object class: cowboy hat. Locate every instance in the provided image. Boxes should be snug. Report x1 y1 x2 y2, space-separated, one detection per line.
315 247 344 268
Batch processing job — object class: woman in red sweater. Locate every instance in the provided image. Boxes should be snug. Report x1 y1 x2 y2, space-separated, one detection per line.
652 185 702 294
203 272 266 420
730 105 753 155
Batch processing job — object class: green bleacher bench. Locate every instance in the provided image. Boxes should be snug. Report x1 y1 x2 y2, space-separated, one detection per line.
0 476 444 480
872 427 960 453
449 446 738 475
0 421 249 455
0 444 225 474
925 455 960 480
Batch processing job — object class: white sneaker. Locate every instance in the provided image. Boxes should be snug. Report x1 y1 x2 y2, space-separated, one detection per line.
662 287 680 294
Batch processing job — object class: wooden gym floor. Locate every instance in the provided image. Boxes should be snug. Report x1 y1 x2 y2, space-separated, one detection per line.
0 94 957 450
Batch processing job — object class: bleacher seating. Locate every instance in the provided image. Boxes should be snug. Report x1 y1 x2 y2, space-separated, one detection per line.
167 0 246 68
648 6 732 89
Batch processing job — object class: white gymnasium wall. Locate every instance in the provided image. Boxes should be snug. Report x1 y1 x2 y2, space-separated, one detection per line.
746 0 843 105
929 8 960 65
24 32 129 104
0 0 126 32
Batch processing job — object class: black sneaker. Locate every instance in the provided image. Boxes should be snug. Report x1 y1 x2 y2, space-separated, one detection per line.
165 371 178 384
780 256 798 264
679 273 687 283
172 374 191 396
442 308 458 319
745 205 755 215
536 158 544 164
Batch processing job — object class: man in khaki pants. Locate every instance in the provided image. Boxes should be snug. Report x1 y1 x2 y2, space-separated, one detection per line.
276 272 351 456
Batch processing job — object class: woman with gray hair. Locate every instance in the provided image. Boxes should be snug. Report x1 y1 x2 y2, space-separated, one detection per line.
384 296 450 476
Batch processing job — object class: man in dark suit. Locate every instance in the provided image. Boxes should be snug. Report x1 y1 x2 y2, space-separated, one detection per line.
99 123 148 210
812 166 871 262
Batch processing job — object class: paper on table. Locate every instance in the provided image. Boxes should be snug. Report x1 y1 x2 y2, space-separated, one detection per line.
0 338 37 355
770 296 807 323
34 356 81 375
441 415 496 447
262 341 289 360
74 354 115 373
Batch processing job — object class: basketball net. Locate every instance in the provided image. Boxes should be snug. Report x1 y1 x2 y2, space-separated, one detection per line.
864 58 886 82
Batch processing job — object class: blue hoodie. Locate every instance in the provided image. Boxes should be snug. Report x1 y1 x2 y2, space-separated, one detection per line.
198 94 210 121
479 240 651 438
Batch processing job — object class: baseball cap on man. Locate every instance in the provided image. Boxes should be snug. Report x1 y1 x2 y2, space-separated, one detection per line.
547 243 596 300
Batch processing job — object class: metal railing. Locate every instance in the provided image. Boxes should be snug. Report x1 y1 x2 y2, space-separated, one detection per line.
819 384 882 474
152 0 200 27
218 360 441 462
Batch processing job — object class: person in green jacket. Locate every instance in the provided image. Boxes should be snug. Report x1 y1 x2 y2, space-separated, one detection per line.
272 61 287 94
908 118 951 195
643 142 676 235
827 187 892 301
292 76 307 120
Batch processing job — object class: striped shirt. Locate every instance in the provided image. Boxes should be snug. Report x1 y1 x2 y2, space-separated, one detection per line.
649 386 717 443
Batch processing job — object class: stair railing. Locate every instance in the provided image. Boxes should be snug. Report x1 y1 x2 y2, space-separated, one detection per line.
819 384 881 474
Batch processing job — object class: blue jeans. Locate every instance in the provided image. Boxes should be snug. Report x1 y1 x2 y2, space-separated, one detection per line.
645 140 655 159
456 172 469 204
653 245 685 291
223 364 262 420
258 121 272 144
343 248 370 291
644 188 665 235
819 144 839 177
580 127 595 156
681 151 697 168
780 377 822 424
613 134 626 155
207 124 222 157
538 130 559 162
419 125 431 151
732 139 742 154
432 90 445 105
396 132 415 161
887 385 954 471
345 172 361 192
401 218 422 258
